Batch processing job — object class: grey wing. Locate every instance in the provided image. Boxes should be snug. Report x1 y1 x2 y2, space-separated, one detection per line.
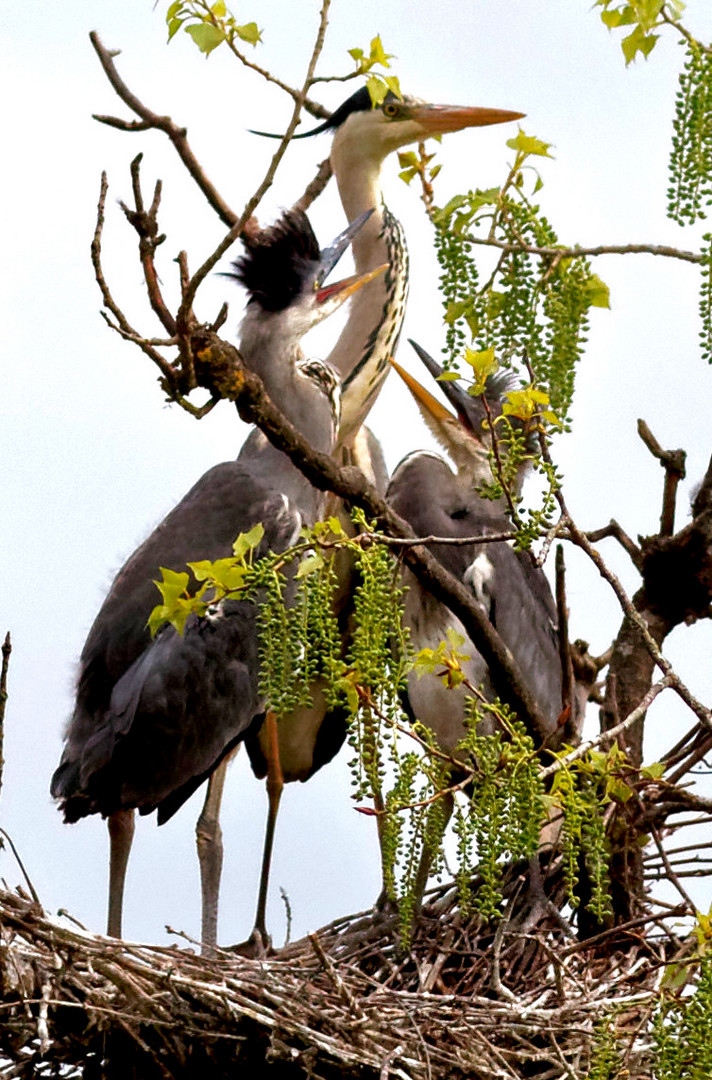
52 476 304 822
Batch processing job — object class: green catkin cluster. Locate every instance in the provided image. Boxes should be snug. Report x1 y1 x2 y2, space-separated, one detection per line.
433 223 479 367
433 192 595 426
254 566 310 718
700 231 712 364
555 766 613 921
585 1012 623 1080
344 532 410 804
455 700 547 920
668 42 712 226
653 954 712 1079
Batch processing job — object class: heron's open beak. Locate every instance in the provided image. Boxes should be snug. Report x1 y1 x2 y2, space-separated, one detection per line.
408 103 524 136
314 209 374 288
389 356 454 424
316 263 387 307
407 339 473 424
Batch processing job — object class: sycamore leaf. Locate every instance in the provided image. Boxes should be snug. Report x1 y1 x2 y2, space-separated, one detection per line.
437 371 461 381
211 0 226 15
502 386 553 421
397 150 419 169
600 6 636 27
166 0 185 18
506 130 554 159
236 22 261 46
185 22 226 55
641 760 665 780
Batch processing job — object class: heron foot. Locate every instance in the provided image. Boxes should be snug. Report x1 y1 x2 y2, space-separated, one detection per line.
225 927 274 958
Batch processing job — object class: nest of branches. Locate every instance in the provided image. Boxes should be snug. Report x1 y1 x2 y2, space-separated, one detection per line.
0 850 680 1080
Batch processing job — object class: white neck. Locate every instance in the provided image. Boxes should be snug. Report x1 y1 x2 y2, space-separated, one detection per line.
326 133 409 446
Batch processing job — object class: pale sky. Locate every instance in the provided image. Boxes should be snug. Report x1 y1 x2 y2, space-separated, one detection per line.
2 0 712 948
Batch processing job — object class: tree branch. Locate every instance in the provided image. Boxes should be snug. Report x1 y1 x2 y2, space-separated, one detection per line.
90 31 239 227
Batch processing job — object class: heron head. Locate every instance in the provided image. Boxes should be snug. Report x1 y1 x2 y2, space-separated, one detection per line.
251 86 523 168
229 209 385 339
390 341 526 485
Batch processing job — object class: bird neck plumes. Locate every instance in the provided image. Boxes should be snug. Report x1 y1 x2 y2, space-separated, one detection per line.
327 125 409 445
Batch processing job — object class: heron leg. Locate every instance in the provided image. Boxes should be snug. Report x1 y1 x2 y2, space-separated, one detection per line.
196 757 230 951
252 710 283 949
107 808 135 938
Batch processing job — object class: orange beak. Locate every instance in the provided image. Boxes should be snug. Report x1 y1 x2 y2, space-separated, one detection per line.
409 103 524 136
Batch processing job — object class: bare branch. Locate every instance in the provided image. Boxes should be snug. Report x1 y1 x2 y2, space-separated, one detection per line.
89 32 238 227
583 520 643 571
175 0 333 338
637 420 686 536
467 234 703 265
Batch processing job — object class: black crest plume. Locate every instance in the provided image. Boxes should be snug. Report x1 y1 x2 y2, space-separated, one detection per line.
227 209 320 312
249 86 397 140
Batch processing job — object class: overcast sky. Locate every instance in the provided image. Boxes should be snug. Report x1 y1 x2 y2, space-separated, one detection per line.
2 0 711 949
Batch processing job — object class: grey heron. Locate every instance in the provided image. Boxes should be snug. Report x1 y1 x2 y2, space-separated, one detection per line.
51 209 382 947
255 87 524 452
387 343 582 899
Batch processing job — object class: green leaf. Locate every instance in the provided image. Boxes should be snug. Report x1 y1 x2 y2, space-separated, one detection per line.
369 34 394 68
506 131 554 159
185 22 226 55
463 346 498 384
621 25 658 64
437 371 461 381
366 76 388 107
384 75 402 99
236 22 261 46
233 522 264 558
347 47 364 62
641 761 665 780
167 17 186 42
295 551 325 579
211 0 226 16
607 777 633 803
166 0 185 20
154 568 190 606
584 273 611 309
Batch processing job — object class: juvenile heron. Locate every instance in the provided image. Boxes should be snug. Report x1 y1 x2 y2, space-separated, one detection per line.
387 343 582 899
389 342 568 744
51 210 382 947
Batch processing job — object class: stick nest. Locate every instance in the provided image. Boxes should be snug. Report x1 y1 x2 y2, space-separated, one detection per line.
0 872 675 1080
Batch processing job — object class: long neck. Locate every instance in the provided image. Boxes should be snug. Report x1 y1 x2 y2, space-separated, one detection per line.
327 147 409 446
237 310 338 520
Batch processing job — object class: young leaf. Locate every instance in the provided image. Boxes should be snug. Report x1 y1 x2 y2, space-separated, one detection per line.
185 22 226 55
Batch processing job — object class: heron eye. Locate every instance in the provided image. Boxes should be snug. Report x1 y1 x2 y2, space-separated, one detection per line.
383 102 399 118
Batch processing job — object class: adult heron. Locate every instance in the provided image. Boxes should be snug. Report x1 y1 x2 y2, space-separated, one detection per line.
51 209 382 947
255 87 524 448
